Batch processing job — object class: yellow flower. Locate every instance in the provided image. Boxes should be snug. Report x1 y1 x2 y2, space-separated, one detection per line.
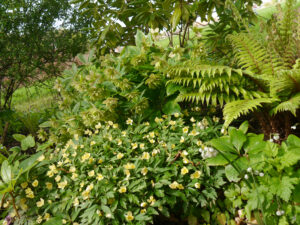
189 130 199 136
73 198 79 207
174 112 180 117
181 166 189 175
190 170 202 179
171 144 175 149
124 169 130 176
140 143 145 149
98 158 103 164
169 181 179 189
25 188 34 199
169 120 176 126
97 173 104 181
182 127 189 133
71 173 78 180
141 167 148 176
180 136 185 143
182 150 188 156
36 215 43 224
147 196 156 205
125 211 134 221
141 152 150 160
140 202 147 207
119 186 127 193
117 139 122 146
197 140 202 146
88 170 95 177
149 132 155 138
131 143 138 149
32 180 39 187
195 183 201 189
62 219 67 224
47 170 54 177
38 155 45 161
152 149 159 156
113 123 118 129
97 209 102 216
177 184 184 190
86 183 94 191
82 153 91 161
124 163 135 170
121 131 127 136
21 182 28 189
149 139 155 144
58 180 68 189
126 118 133 125
144 122 150 126
44 213 50 221
95 122 102 129
46 182 53 190
183 158 189 164
154 117 160 123
69 166 76 173
82 190 90 200
36 198 44 207
55 175 61 182
117 153 124 159
90 141 96 146
190 117 196 122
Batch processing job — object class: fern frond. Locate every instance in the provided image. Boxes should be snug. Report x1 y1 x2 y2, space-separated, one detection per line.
271 93 300 116
270 69 300 96
223 98 277 127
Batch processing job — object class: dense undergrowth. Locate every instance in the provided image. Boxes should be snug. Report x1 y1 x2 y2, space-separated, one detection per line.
0 0 300 225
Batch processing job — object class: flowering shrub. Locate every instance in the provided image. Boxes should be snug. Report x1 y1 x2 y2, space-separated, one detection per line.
4 115 226 224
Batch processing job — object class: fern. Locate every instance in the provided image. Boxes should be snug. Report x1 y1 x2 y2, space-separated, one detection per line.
223 98 277 127
166 62 264 106
271 93 300 116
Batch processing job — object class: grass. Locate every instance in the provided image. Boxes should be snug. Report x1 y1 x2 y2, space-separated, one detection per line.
11 80 57 113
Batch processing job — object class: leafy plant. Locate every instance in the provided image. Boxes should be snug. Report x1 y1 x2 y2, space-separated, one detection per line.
207 122 300 224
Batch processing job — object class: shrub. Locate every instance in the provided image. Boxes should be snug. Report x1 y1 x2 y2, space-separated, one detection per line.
5 115 224 224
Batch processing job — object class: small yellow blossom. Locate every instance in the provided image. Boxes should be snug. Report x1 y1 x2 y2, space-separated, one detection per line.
44 213 50 221
147 196 156 205
125 211 134 221
140 202 147 207
182 127 189 133
21 182 28 189
169 181 179 189
171 144 175 149
190 117 196 122
195 183 201 189
117 139 122 146
197 140 202 146
149 139 155 144
58 180 68 189
97 209 102 216
113 123 118 129
189 130 199 136
152 149 159 156
32 179 39 187
25 188 34 198
190 171 202 179
70 166 76 173
119 186 127 193
73 198 79 207
90 141 96 146
36 198 44 207
124 169 130 176
95 122 102 129
88 170 95 177
97 173 104 181
47 170 54 177
169 120 176 126
38 155 45 161
71 173 78 180
181 166 189 175
121 131 127 136
82 153 91 161
183 158 189 164
180 136 185 143
141 152 150 160
141 167 148 176
124 163 135 170
36 215 43 224
82 190 90 200
131 143 138 149
98 158 103 164
62 219 67 224
117 153 124 159
144 122 150 126
141 209 146 214
140 143 145 149
177 184 184 190
55 175 61 182
149 132 155 138
174 112 180 117
86 183 94 191
20 198 28 211
46 182 53 190
126 118 133 125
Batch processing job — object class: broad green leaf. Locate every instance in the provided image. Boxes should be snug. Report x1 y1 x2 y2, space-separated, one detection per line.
229 129 247 152
171 5 181 29
21 135 35 151
286 134 300 147
162 99 181 115
1 160 12 183
239 121 249 134
19 151 43 173
39 121 51 128
43 217 63 225
188 214 198 225
12 134 25 142
135 30 144 49
209 137 237 154
166 83 183 96
225 165 240 182
206 153 238 166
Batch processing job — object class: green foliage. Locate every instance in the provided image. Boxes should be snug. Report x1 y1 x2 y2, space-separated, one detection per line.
9 115 226 224
0 0 90 111
208 123 300 224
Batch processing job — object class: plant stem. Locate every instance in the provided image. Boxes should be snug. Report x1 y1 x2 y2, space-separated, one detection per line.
9 192 20 219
